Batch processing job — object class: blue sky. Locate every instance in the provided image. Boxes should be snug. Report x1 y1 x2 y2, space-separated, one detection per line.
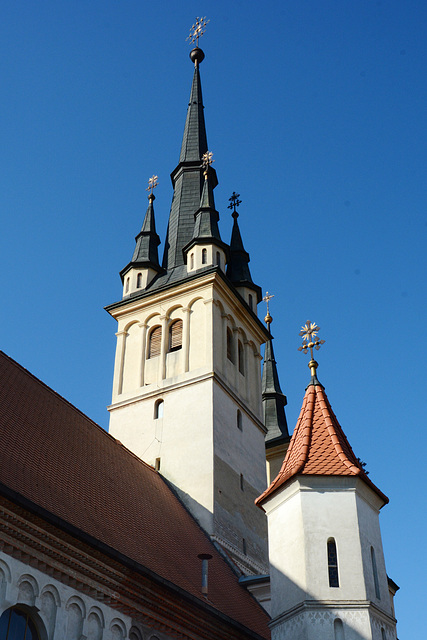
0 2 425 636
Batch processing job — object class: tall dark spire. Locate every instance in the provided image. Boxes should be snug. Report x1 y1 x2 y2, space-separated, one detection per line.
120 193 162 280
262 331 289 447
162 48 217 271
226 201 261 301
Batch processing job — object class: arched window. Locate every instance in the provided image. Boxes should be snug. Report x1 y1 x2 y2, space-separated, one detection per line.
227 328 234 362
169 319 183 352
237 409 242 430
381 629 386 640
238 340 244 375
327 538 339 587
125 277 130 293
190 253 194 270
240 473 244 491
148 326 162 358
154 399 164 419
371 546 380 599
0 607 41 640
216 251 221 267
202 248 207 264
248 294 253 310
136 272 142 288
334 618 345 640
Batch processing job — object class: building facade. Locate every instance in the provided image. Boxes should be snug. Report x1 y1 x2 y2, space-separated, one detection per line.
0 42 398 640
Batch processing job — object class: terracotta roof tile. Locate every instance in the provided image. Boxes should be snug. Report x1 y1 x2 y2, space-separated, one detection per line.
256 383 388 507
0 352 269 638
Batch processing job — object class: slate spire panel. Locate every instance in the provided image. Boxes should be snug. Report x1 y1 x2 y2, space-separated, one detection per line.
262 336 289 446
162 62 209 270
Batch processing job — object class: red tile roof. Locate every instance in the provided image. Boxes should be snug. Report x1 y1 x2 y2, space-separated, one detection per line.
256 382 388 507
0 351 269 638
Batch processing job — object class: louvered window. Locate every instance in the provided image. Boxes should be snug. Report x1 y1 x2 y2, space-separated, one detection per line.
148 326 161 358
327 538 339 587
169 320 183 352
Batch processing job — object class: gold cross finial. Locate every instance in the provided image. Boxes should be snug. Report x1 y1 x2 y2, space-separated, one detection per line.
146 175 158 197
263 291 274 328
298 321 325 376
202 151 214 177
187 17 210 47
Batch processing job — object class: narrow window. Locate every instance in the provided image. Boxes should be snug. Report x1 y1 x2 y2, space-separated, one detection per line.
125 277 130 293
240 473 244 491
242 538 247 555
371 546 380 599
148 326 162 358
381 629 386 640
327 538 339 587
154 399 164 419
136 272 142 288
237 409 242 430
238 340 244 375
169 319 183 352
155 457 161 471
248 294 253 310
190 253 194 270
334 619 344 640
227 328 234 362
202 248 207 264
216 251 221 267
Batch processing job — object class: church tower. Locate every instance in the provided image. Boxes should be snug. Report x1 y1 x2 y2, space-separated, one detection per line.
256 324 398 640
106 42 270 575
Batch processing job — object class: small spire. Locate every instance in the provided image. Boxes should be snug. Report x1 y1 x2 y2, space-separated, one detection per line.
226 193 261 302
183 151 227 256
261 293 289 447
298 321 325 385
120 176 162 283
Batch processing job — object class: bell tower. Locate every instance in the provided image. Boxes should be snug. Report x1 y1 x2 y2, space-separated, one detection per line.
106 36 270 575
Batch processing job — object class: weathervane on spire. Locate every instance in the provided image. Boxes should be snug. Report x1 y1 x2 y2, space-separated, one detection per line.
228 192 242 218
146 175 158 198
298 321 325 377
263 291 274 329
187 17 210 47
202 151 214 177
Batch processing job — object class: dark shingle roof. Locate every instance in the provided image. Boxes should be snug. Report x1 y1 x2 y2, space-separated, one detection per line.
0 351 270 638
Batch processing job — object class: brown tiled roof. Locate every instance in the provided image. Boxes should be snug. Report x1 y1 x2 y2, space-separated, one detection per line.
256 382 388 506
0 351 269 638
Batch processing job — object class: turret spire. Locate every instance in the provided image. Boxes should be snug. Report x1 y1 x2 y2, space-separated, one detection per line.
261 295 289 447
226 193 261 302
119 178 162 286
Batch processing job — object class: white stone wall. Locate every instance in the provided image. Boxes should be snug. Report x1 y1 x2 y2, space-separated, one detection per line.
0 551 169 640
263 476 397 640
108 274 268 572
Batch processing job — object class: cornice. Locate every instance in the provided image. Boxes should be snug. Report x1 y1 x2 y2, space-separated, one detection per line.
0 495 267 640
